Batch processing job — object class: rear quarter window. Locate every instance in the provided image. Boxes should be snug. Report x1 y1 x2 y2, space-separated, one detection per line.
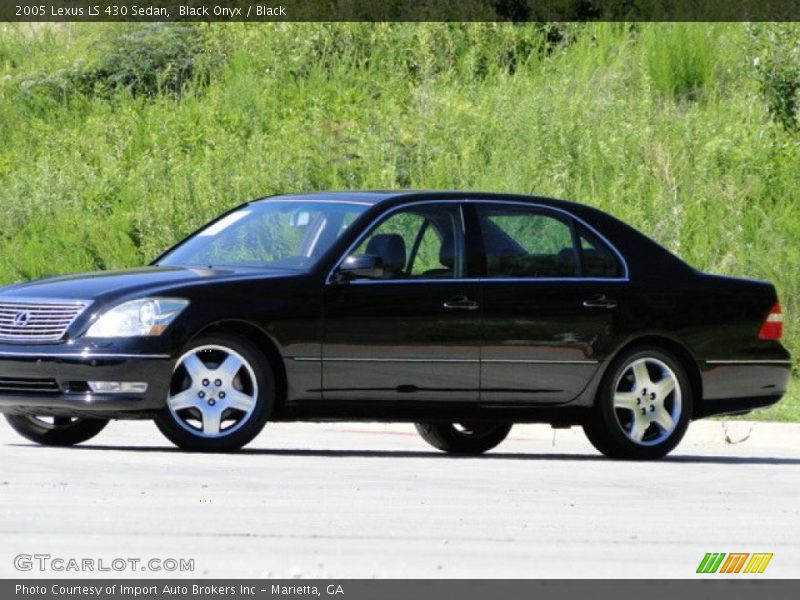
577 223 623 278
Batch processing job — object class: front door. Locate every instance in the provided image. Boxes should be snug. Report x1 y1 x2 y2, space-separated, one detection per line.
322 202 481 402
472 202 625 403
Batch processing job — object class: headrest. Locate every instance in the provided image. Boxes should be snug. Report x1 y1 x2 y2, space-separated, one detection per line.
365 233 407 273
439 235 456 269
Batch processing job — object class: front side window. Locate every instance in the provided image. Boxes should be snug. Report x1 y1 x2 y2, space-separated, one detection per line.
476 205 579 278
349 204 464 280
159 201 368 270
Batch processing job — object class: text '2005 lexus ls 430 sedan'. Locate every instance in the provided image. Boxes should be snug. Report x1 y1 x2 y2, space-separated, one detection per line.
0 191 791 459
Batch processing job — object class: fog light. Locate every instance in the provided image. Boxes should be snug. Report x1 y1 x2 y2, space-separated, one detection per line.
87 381 148 393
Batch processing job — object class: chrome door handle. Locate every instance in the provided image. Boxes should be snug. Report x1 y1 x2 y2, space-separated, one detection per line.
443 296 480 310
582 294 617 309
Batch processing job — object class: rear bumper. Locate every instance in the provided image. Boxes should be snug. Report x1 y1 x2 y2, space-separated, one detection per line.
697 359 792 418
0 346 174 419
694 394 784 418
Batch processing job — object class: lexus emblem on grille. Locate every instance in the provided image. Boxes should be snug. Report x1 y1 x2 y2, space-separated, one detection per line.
12 311 31 327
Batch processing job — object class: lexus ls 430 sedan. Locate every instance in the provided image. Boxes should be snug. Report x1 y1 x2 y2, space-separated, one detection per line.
0 191 790 459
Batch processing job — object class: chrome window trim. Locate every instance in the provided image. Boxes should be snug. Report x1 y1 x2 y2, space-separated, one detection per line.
256 198 376 207
326 198 630 284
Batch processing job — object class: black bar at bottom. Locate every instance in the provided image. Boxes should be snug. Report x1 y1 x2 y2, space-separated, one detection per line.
3 580 800 600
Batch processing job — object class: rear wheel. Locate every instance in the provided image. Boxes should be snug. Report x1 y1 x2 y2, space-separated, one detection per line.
583 346 692 460
4 415 109 446
154 333 274 452
415 422 512 455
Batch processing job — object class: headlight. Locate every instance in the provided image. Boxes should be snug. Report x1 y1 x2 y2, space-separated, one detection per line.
85 298 189 338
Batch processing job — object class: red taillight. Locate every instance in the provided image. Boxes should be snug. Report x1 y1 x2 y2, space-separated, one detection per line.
758 302 783 340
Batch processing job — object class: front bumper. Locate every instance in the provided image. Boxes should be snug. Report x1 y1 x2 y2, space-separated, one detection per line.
0 344 174 419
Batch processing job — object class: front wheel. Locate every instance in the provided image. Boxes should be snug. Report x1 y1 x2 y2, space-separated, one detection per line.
583 347 692 460
415 422 512 455
4 415 109 446
154 333 274 452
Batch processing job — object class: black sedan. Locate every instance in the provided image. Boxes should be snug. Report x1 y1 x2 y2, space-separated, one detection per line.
0 191 790 459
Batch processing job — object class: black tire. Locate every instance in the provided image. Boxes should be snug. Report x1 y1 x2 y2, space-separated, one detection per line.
154 332 274 452
583 346 693 460
4 415 109 446
415 422 512 455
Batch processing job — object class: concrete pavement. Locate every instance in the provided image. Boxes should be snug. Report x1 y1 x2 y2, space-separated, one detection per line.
0 419 798 578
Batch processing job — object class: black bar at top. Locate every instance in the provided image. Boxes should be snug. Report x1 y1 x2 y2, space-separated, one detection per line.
1 0 800 22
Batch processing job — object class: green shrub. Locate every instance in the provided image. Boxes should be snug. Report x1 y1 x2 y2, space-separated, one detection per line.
84 24 209 97
750 24 800 132
643 23 717 100
18 23 214 102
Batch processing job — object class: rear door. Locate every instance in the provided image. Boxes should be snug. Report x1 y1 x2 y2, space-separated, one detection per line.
471 202 626 403
322 202 481 402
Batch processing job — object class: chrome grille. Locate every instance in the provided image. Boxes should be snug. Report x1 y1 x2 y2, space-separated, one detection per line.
0 300 88 342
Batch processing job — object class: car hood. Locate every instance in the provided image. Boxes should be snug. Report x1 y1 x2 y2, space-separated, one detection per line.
0 265 294 304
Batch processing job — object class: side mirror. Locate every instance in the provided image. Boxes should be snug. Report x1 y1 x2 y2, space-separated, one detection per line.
335 254 384 281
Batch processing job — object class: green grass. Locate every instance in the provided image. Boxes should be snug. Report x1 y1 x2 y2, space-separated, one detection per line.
0 22 798 420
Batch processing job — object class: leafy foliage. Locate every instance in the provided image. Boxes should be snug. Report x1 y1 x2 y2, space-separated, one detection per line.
16 24 212 103
750 23 800 131
642 23 717 100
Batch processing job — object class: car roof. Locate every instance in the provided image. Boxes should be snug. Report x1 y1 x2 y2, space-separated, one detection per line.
252 190 588 211
253 191 402 205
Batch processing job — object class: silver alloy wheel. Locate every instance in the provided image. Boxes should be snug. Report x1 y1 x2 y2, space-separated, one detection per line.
167 344 259 438
612 357 682 446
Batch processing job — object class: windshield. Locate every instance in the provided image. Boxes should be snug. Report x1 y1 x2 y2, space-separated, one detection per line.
158 201 369 270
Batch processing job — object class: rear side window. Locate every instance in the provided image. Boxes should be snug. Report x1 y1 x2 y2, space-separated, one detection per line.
577 224 623 278
476 205 579 278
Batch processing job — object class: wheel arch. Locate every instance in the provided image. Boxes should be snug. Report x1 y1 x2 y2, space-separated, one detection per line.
187 320 288 412
602 335 703 418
